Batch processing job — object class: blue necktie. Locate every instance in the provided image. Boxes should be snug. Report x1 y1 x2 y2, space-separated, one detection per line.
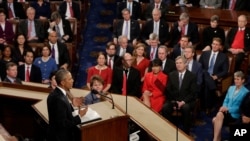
208 53 215 75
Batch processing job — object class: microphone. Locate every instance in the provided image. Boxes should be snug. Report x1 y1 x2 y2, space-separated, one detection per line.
91 89 115 109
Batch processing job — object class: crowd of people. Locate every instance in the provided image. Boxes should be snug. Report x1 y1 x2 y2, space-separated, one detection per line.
1 0 250 141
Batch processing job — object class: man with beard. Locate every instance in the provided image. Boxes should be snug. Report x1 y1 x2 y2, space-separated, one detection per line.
105 42 121 69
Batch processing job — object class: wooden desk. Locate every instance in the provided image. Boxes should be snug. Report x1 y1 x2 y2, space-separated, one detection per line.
166 6 250 27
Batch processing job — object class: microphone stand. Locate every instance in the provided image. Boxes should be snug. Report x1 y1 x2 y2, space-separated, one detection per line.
97 92 115 109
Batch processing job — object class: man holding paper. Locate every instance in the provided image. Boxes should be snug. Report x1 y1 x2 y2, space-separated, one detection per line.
47 69 88 141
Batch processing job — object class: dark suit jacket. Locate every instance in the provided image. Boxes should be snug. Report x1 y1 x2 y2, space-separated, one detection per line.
59 1 81 20
50 19 74 42
105 54 121 68
47 87 81 141
190 60 203 86
145 46 159 60
111 66 141 98
55 41 71 67
221 0 249 11
142 19 170 45
17 64 42 83
202 26 225 48
18 19 45 42
166 70 197 103
115 46 134 56
0 21 14 44
3 77 22 84
117 1 142 20
113 19 140 42
0 2 26 19
162 59 176 75
0 61 5 80
170 21 199 47
144 2 168 20
199 51 229 78
171 44 182 60
225 27 250 52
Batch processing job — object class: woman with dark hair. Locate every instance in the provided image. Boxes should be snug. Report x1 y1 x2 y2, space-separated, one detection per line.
0 45 16 80
86 52 112 92
142 58 168 112
12 34 32 66
33 44 58 84
132 43 150 82
30 0 51 20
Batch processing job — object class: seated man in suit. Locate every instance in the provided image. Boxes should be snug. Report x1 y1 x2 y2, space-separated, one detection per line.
144 0 167 21
199 37 229 114
48 11 73 43
172 35 189 60
184 46 203 96
162 56 197 134
0 0 26 19
117 0 142 20
170 12 199 47
59 0 80 20
3 62 22 84
18 7 45 43
113 8 140 46
225 15 250 71
105 41 121 69
145 33 159 61
115 35 133 57
142 8 169 45
111 53 141 98
17 50 42 83
48 31 71 70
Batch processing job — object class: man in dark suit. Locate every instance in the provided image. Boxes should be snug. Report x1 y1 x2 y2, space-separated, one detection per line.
221 0 249 11
117 0 142 20
142 8 169 45
17 50 42 83
59 0 80 20
3 62 22 84
184 46 203 96
145 33 159 61
47 69 88 141
105 41 121 69
199 37 229 113
172 35 189 60
155 45 176 75
115 35 134 57
48 31 71 70
111 53 141 98
48 11 73 43
0 0 26 19
113 8 140 46
18 7 45 42
170 12 199 47
162 56 197 134
144 0 167 21
225 15 250 71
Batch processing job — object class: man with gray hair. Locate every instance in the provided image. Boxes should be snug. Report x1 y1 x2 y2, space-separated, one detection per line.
116 35 133 57
170 12 199 47
146 33 160 61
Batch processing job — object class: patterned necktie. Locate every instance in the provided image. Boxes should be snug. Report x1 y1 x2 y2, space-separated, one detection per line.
28 21 32 38
150 47 156 61
8 4 14 19
208 53 215 75
230 0 236 10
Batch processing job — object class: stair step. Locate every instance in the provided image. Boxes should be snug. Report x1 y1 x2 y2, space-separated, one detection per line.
96 23 112 29
100 10 114 16
93 36 109 43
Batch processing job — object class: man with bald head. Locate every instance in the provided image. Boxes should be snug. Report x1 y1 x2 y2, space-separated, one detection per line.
142 8 169 45
226 14 250 71
111 53 141 97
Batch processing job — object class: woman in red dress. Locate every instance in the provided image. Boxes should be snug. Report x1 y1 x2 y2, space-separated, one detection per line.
133 43 150 82
142 58 168 112
86 52 112 92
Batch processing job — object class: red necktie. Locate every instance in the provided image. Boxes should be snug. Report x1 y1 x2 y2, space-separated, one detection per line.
28 21 32 38
8 4 14 19
26 66 30 82
108 57 112 68
230 0 236 10
181 25 186 36
155 4 159 9
69 2 74 17
122 71 127 95
150 47 156 61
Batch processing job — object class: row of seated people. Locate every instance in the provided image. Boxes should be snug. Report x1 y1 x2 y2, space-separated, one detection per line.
116 0 250 21
0 0 81 20
113 8 250 74
0 30 71 84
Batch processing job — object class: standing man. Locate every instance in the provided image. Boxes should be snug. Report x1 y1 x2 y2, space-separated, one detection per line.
17 50 42 83
18 7 45 43
225 15 250 71
111 53 141 98
162 56 197 134
47 69 88 141
48 31 71 70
